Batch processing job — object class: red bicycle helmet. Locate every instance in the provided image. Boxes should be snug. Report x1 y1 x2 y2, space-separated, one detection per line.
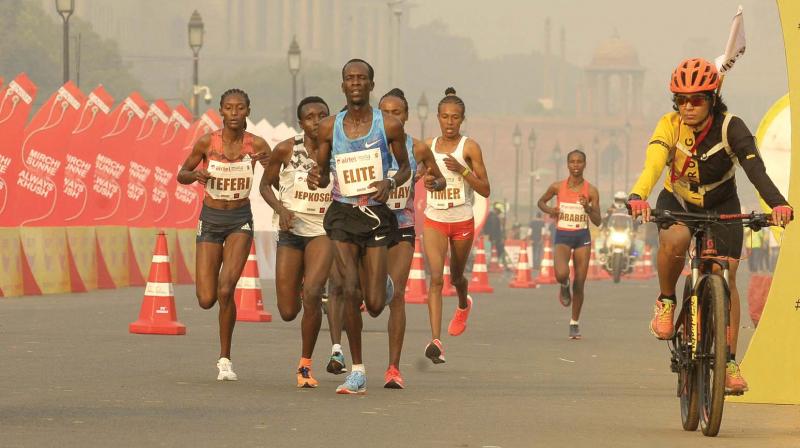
670 58 720 94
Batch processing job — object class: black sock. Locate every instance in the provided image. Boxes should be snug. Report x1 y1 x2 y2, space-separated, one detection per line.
729 353 736 362
658 294 676 303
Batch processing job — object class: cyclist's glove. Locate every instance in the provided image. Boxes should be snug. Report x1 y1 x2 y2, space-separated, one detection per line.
772 205 793 227
627 194 649 216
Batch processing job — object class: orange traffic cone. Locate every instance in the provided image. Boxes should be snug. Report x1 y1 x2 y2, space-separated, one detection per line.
442 254 457 297
129 232 186 335
509 240 538 288
629 245 656 280
536 235 558 284
488 246 503 273
588 244 606 281
405 236 428 304
469 238 494 293
234 241 272 322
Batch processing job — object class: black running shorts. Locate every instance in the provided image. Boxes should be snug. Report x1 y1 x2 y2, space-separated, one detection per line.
323 201 397 249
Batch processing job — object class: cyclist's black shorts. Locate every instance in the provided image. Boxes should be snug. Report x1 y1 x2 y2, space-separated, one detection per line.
655 189 743 258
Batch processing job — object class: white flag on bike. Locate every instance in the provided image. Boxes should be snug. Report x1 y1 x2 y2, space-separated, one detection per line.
715 5 746 73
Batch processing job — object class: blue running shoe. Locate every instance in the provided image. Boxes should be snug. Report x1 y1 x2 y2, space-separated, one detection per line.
327 351 346 375
385 276 394 307
336 371 367 395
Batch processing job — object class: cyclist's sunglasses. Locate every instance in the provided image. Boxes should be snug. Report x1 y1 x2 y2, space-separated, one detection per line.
673 94 711 107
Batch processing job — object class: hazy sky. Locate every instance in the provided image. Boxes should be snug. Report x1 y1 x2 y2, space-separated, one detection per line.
409 0 788 124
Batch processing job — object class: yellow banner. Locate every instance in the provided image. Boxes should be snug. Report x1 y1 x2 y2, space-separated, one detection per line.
96 226 129 288
66 226 98 291
19 227 70 294
177 228 197 282
731 0 800 404
0 227 23 297
128 227 158 283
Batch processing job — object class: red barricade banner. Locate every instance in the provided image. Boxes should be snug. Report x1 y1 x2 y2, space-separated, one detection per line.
0 73 37 297
153 105 193 282
13 82 86 295
57 86 116 292
127 101 172 286
90 92 148 289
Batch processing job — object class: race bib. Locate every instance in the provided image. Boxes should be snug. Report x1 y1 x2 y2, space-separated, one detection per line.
557 202 588 230
334 148 383 197
285 171 333 215
205 158 253 200
427 171 466 210
386 169 412 210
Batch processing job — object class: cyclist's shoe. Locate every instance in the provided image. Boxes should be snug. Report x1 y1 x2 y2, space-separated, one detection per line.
558 279 572 307
336 371 367 395
569 324 581 340
447 295 473 336
725 361 749 395
383 365 405 389
296 364 319 388
649 299 675 340
425 339 446 364
216 357 238 381
327 351 347 375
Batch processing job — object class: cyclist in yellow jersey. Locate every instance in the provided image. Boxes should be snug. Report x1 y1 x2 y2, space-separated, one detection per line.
628 58 793 395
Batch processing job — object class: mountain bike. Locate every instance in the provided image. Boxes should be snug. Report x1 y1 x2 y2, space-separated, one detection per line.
650 208 772 437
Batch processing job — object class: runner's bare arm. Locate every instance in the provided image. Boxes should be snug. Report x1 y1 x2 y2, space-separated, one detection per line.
538 182 560 218
308 117 334 190
261 138 293 230
445 139 490 197
586 185 602 227
251 135 272 167
177 133 211 185
370 114 410 202
413 138 446 192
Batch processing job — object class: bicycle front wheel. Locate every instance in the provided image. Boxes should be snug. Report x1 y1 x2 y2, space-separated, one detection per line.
697 274 728 437
679 275 699 431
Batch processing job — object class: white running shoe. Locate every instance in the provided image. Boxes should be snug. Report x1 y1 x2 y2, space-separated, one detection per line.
217 357 238 381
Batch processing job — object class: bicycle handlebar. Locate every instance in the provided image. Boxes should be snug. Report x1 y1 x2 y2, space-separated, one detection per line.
649 208 773 230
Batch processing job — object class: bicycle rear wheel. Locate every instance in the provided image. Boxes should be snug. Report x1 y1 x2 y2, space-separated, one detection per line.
697 274 728 437
679 275 699 431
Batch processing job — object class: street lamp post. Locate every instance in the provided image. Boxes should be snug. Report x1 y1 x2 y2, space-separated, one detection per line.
188 10 204 118
512 125 522 221
416 92 428 140
593 134 600 196
528 129 537 221
624 120 631 193
56 0 75 84
288 36 302 128
553 142 562 182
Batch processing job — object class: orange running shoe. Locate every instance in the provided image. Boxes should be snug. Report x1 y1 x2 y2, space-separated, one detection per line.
384 365 405 389
448 296 473 336
725 361 748 395
649 299 675 340
296 364 319 388
425 339 446 364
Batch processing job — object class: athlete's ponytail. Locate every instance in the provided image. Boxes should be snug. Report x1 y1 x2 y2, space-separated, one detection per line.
438 87 465 115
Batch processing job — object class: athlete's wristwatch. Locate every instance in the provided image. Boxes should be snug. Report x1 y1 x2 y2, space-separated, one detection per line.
386 177 397 191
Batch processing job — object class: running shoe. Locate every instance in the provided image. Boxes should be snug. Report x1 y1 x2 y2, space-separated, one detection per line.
216 357 238 381
327 351 347 375
335 371 367 395
296 364 319 388
558 279 572 307
725 361 749 395
569 324 581 340
447 295 473 336
383 365 405 389
649 299 675 340
425 339 446 364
